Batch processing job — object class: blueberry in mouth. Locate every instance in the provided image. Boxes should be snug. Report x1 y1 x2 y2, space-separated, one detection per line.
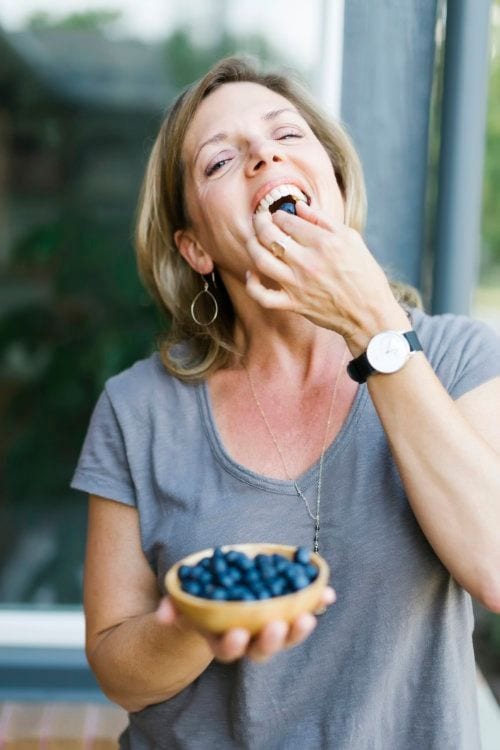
269 195 298 215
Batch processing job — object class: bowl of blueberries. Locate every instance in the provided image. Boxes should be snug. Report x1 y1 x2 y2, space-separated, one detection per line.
164 543 330 635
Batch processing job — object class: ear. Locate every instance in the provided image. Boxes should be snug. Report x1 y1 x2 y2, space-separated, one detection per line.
174 229 214 275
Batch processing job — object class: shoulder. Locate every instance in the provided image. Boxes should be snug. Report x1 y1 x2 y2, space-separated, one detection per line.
102 349 200 423
410 307 500 358
410 307 500 398
104 351 166 397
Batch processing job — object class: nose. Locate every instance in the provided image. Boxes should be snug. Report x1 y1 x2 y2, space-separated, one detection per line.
245 138 284 176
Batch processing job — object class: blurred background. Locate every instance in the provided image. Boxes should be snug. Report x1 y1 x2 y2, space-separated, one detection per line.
0 0 499 720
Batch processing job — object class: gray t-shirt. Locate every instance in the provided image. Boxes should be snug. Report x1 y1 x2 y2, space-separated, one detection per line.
71 310 500 750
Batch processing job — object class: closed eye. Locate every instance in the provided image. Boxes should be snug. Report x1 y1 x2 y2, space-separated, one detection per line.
205 157 233 176
275 126 304 141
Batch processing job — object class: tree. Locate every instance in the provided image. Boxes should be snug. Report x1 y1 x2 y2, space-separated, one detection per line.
26 9 122 33
162 26 283 90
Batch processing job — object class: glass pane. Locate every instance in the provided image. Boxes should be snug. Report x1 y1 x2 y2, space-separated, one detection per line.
0 1 321 605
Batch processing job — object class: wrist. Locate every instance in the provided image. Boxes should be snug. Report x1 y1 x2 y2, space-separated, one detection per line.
347 328 423 384
346 303 412 358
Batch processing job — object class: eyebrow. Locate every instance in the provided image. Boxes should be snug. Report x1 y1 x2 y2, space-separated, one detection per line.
193 107 299 166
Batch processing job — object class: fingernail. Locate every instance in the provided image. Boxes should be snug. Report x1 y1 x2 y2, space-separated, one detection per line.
156 598 173 623
245 270 251 281
303 613 317 632
231 628 250 649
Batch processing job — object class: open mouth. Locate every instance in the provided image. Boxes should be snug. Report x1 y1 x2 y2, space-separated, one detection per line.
254 183 310 216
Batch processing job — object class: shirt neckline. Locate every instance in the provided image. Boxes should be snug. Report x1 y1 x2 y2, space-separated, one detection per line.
197 375 368 495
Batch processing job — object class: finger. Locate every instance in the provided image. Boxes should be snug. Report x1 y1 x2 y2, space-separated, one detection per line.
313 586 337 616
251 215 302 269
246 620 289 662
246 234 295 284
272 207 343 250
322 586 337 606
245 270 294 311
295 200 342 231
155 596 179 625
283 612 317 650
205 627 251 663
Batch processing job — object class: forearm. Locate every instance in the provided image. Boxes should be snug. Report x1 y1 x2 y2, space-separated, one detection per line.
87 611 213 712
367 353 500 610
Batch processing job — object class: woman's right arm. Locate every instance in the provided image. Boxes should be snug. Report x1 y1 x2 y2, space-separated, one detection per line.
85 495 335 713
84 495 214 712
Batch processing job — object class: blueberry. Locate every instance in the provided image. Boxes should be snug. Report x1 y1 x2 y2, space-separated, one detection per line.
254 554 271 570
243 568 261 584
227 585 255 601
208 587 228 601
289 575 310 591
189 565 206 581
178 565 193 581
255 589 271 600
239 591 257 601
285 563 304 579
259 564 277 583
237 556 254 572
227 567 243 584
182 581 202 596
269 579 287 596
295 547 311 565
278 201 296 215
218 572 236 588
199 569 214 584
212 558 228 577
304 563 318 581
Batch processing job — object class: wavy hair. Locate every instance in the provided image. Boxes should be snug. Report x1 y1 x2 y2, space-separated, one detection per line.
135 56 420 381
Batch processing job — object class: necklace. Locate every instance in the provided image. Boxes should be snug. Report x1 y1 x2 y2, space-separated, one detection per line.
243 348 347 554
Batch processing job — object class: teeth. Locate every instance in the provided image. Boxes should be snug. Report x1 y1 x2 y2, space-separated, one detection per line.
255 183 308 214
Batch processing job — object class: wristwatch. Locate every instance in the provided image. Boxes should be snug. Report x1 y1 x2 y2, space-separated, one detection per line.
347 330 423 383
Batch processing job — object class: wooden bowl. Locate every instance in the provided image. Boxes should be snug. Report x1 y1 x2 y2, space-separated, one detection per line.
164 543 330 635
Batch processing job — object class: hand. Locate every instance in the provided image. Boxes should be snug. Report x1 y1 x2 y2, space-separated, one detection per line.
246 202 408 354
156 585 336 663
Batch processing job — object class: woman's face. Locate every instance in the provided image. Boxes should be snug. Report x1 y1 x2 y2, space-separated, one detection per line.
180 81 345 281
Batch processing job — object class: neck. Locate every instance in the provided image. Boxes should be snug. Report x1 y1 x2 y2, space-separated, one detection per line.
235 315 346 386
227 287 345 382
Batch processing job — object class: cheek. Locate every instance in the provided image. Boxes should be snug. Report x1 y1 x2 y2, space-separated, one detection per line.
200 182 246 236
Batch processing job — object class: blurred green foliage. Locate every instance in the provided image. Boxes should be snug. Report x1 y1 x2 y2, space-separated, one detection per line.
482 12 500 274
26 9 122 33
162 27 281 89
0 9 285 604
0 215 157 507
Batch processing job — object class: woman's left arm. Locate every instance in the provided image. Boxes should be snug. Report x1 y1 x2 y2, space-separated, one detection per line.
246 204 500 611
367 358 500 613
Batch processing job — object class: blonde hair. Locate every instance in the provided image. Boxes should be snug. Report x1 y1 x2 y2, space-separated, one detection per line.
136 56 420 381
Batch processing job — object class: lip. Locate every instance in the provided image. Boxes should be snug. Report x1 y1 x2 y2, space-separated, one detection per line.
251 177 311 214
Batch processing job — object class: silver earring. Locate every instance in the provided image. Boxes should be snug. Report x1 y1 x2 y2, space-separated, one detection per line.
190 273 218 326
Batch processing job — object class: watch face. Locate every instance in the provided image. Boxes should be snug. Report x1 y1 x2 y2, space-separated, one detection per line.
366 331 411 374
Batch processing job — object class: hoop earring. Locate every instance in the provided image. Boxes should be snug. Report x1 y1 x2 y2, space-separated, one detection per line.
190 273 218 326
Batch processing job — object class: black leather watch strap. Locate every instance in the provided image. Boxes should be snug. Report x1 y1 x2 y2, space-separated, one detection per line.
347 330 423 384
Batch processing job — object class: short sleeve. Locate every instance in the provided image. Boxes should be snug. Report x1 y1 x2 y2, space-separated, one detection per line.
414 310 500 400
449 319 500 399
70 389 137 506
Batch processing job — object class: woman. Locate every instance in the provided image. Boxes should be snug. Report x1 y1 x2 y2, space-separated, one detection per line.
72 56 500 749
